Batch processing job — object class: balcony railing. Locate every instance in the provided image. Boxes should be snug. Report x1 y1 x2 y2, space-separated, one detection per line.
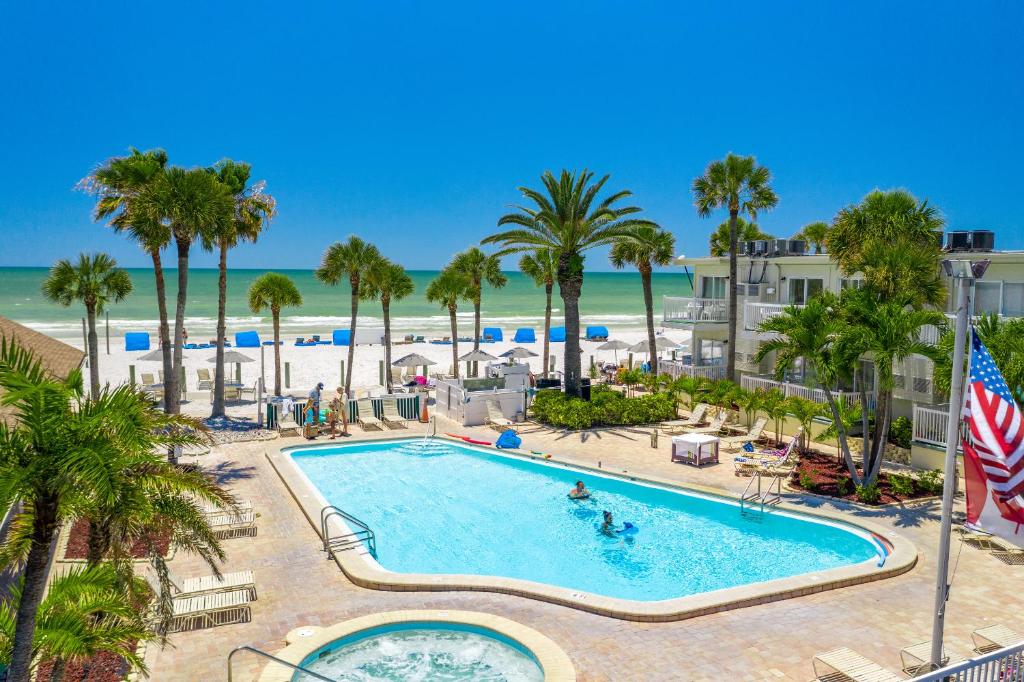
913 404 952 448
657 359 727 381
663 296 728 324
740 375 861 407
743 302 802 331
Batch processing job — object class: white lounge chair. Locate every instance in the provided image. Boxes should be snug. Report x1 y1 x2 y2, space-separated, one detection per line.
170 589 252 632
720 417 768 450
660 403 710 433
812 647 900 682
899 640 963 675
989 538 1024 565
356 398 384 430
173 570 256 600
485 400 515 432
685 411 729 435
380 398 408 429
207 509 257 539
972 624 1022 653
196 368 213 391
732 430 802 477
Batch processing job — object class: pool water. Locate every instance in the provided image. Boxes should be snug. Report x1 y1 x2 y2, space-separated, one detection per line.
298 624 543 681
291 439 878 602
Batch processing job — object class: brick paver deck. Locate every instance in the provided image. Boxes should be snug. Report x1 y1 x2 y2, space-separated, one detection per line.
145 418 1023 681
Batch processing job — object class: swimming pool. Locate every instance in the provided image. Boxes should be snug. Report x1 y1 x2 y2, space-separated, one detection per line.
287 438 893 607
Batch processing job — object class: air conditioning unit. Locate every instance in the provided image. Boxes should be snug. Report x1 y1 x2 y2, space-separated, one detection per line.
786 239 807 255
768 239 788 257
744 240 758 256
752 240 769 256
946 231 971 252
970 230 995 251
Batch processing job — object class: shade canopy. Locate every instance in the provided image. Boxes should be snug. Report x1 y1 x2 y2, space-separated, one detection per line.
628 337 682 354
392 353 436 367
206 350 255 364
596 339 631 351
459 349 498 362
500 347 538 359
137 349 166 362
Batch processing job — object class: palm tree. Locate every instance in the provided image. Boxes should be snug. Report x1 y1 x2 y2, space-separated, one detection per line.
518 249 558 378
857 237 946 307
709 217 773 257
934 313 1024 400
693 154 779 382
0 565 150 682
794 221 829 254
819 397 864 465
248 273 303 397
316 237 383 394
449 248 507 377
206 161 276 417
426 269 470 379
0 338 201 682
757 389 790 446
83 148 173 411
41 253 132 397
363 260 415 393
786 396 825 453
734 386 763 429
483 170 656 398
610 226 675 373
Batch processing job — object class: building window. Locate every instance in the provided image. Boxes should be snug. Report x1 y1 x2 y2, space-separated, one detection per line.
700 276 727 300
788 278 824 305
1003 283 1024 318
975 282 1002 315
841 278 864 291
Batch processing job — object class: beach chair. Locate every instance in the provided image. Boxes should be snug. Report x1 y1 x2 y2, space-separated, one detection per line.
954 523 1001 549
732 430 803 477
811 647 901 682
972 624 1022 653
170 589 252 633
390 366 406 384
485 400 515 432
685 411 730 435
989 538 1024 565
429 336 451 345
483 327 503 342
206 509 257 539
140 373 158 386
380 398 408 429
196 368 213 390
356 398 384 430
220 384 243 402
172 570 257 600
898 640 964 675
660 403 710 434
720 417 768 450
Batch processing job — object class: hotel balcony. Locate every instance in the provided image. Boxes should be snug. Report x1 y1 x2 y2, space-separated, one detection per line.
657 358 727 381
662 297 728 327
740 374 862 407
742 302 805 335
912 404 955 449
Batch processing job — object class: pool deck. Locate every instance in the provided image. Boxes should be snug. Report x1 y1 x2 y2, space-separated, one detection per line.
147 418 1024 681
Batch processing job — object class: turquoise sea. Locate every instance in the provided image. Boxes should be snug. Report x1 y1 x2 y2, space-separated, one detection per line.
0 267 691 341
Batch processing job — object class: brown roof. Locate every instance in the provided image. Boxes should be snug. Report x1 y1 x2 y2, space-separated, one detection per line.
0 316 86 424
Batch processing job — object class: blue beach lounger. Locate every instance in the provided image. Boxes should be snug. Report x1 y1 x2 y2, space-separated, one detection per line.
125 332 150 351
235 331 261 348
549 326 566 342
513 328 536 343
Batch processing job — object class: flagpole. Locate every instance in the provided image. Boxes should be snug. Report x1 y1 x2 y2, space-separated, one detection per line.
929 262 978 670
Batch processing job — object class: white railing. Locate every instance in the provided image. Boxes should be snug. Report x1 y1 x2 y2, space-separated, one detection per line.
911 640 1024 681
663 296 728 323
913 404 950 448
740 375 861 407
743 302 802 331
657 360 726 381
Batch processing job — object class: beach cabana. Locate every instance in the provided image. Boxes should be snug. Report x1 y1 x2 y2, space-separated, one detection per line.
235 331 261 348
332 329 351 346
125 332 150 351
482 327 503 342
586 326 609 341
513 328 536 343
549 326 566 342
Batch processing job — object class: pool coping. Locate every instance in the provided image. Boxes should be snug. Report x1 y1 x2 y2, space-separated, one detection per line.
266 435 918 622
257 609 576 681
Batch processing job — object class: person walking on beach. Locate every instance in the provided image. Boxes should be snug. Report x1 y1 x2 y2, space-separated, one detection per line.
328 387 350 438
309 382 324 423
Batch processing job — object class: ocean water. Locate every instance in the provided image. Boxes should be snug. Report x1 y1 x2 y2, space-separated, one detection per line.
291 439 878 602
0 267 691 340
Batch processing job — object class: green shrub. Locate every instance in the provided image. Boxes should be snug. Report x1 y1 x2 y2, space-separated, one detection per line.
836 476 852 496
888 473 915 497
855 482 882 504
917 469 944 495
798 471 815 491
889 416 913 449
530 386 675 429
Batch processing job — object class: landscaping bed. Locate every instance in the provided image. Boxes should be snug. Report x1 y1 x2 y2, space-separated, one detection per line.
63 518 171 561
788 453 942 505
36 650 133 682
530 386 676 429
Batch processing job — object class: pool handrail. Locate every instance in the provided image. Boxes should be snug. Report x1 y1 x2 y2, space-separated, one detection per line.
320 504 377 560
227 644 337 682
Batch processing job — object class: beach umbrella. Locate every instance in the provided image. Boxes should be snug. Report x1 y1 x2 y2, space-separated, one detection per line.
500 346 538 364
627 337 681 355
206 350 254 383
137 349 165 362
458 349 498 378
596 339 631 363
392 352 436 379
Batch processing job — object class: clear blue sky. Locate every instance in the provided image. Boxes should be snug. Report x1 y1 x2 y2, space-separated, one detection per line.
1 1 1021 270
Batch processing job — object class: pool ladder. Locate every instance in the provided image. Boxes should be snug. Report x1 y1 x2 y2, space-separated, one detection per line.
321 505 377 560
227 645 336 682
740 472 782 515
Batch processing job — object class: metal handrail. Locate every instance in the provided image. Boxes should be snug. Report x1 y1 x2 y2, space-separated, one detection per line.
320 505 377 559
740 472 782 513
227 644 336 682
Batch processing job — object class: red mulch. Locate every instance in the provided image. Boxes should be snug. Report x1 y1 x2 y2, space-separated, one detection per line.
35 649 133 682
63 518 171 560
789 452 936 505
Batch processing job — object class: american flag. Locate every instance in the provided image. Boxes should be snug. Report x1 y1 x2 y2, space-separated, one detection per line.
961 328 1024 535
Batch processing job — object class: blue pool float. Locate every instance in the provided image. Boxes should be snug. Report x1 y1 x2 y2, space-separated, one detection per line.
618 522 639 535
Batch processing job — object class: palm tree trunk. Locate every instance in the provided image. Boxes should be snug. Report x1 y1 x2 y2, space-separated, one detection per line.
472 295 482 377
48 657 67 682
86 519 111 566
641 263 657 376
8 497 58 682
383 299 393 393
558 252 584 399
85 301 101 398
345 280 358 394
726 210 739 382
212 240 229 417
821 387 861 483
866 390 891 484
449 307 460 378
272 309 282 396
151 250 173 414
542 282 553 379
169 238 190 415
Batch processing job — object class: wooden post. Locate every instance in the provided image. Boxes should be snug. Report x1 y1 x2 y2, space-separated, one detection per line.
379 360 384 386
628 353 634 370
128 365 136 385
81 318 88 364
284 362 290 388
235 362 241 383
340 360 345 388
105 311 110 354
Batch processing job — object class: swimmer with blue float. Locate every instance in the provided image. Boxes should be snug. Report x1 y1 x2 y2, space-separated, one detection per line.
568 480 590 500
601 510 638 536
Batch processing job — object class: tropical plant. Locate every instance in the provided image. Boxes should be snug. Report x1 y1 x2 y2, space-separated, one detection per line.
786 396 824 452
857 238 946 308
248 273 303 396
518 249 558 378
610 225 675 373
449 247 507 376
758 389 790 447
82 148 173 411
734 387 763 429
0 565 150 682
0 339 201 682
709 217 773 257
206 160 276 417
363 260 415 393
41 253 132 397
483 170 657 397
794 221 829 254
426 269 470 379
693 154 779 381
935 313 1024 400
666 375 705 411
819 397 864 464
316 237 383 394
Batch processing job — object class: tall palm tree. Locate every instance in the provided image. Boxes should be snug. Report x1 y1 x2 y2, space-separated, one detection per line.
693 154 779 381
934 313 1024 400
41 253 132 397
449 247 507 377
610 225 675 372
518 249 558 378
363 260 415 393
785 396 825 453
0 339 202 682
83 148 173 411
483 170 656 398
248 273 303 397
316 237 383 394
206 160 276 417
426 269 470 379
709 217 773 257
794 221 829 254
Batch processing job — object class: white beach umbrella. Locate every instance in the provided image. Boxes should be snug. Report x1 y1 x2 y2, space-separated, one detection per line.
206 350 255 383
392 353 436 367
627 337 681 355
458 349 498 378
596 339 631 363
500 347 538 362
137 349 165 362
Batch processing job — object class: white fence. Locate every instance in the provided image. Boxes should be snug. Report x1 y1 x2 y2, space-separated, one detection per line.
911 641 1024 681
662 296 728 323
743 302 799 331
657 360 726 381
913 404 951 448
740 375 861 407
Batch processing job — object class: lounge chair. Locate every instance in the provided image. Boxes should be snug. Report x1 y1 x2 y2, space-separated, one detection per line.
811 647 900 682
380 398 408 428
898 640 964 675
141 372 158 386
955 523 1001 549
972 624 1022 653
989 538 1024 565
720 417 768 450
513 328 536 343
661 404 711 433
196 368 213 391
483 327 503 342
549 326 566 342
732 430 802 477
485 400 515 432
394 334 414 345
170 589 252 632
390 367 406 384
207 509 257 539
172 570 257 600
199 498 252 516
429 336 452 345
685 411 730 435
356 398 384 430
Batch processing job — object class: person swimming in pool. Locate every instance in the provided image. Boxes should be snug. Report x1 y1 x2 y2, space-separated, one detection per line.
568 480 590 500
601 510 615 535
